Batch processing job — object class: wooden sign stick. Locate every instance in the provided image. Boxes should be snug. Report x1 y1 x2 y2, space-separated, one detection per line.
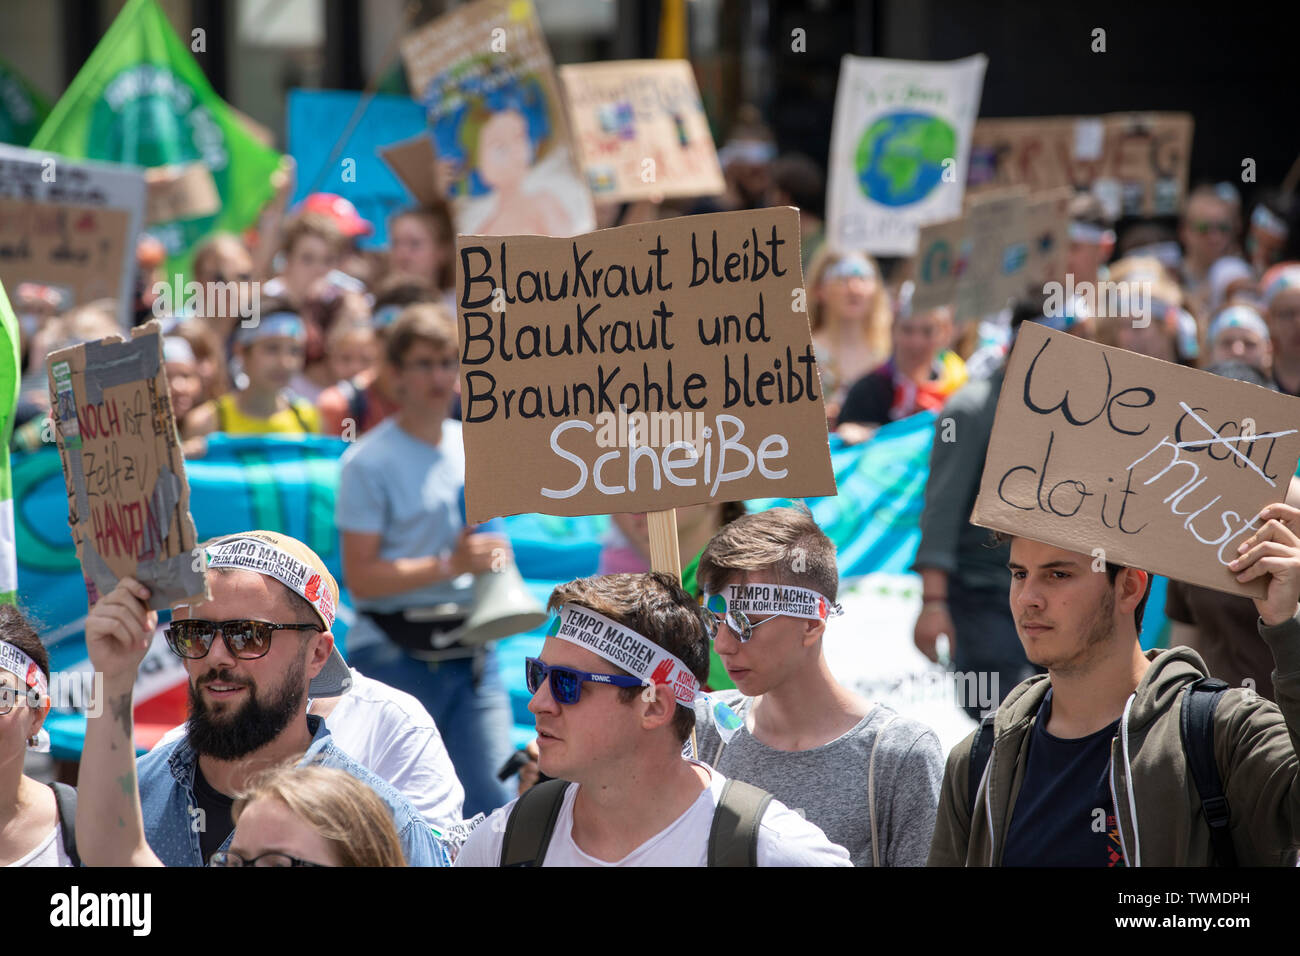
646 508 682 581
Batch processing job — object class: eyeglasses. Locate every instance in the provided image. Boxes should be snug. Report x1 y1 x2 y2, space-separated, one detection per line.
402 357 459 373
1192 221 1234 235
209 850 327 868
524 657 643 705
164 619 322 661
0 683 39 716
709 609 781 643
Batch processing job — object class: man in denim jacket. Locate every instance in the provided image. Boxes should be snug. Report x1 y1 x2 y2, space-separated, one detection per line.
78 530 446 867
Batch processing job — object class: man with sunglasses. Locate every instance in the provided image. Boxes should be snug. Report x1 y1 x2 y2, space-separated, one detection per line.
79 530 447 866
454 572 850 866
1179 184 1242 312
693 507 945 866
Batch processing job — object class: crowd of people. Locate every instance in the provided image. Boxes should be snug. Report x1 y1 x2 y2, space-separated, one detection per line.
6 107 1300 868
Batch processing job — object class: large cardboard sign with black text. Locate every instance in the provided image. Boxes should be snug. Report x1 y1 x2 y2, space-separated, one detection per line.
972 322 1300 597
46 321 207 610
456 207 837 521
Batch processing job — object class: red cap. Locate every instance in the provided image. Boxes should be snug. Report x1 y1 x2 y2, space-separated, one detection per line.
294 192 374 238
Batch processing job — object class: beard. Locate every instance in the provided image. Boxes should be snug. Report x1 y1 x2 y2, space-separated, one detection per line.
1030 586 1116 676
186 651 308 761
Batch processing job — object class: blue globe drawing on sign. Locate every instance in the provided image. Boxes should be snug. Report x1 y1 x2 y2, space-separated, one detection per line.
854 111 956 207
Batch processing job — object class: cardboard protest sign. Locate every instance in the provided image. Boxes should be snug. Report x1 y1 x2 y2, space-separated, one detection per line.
46 320 207 610
968 113 1193 218
144 162 220 224
289 89 428 249
455 206 837 521
400 0 595 237
826 54 987 256
972 322 1300 598
558 60 725 203
379 135 442 208
1023 187 1072 288
910 188 1030 321
0 144 145 327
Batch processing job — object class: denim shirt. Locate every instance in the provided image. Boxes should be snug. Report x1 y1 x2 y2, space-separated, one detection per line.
136 715 449 866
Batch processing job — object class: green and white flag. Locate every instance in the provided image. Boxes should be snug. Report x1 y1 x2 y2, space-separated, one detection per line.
0 281 19 604
0 57 51 146
30 0 282 276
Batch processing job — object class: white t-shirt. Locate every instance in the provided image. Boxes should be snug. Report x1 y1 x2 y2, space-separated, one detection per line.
154 668 465 831
7 826 73 867
454 761 852 867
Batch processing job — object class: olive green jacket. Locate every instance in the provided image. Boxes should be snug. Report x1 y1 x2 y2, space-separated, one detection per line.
928 613 1300 866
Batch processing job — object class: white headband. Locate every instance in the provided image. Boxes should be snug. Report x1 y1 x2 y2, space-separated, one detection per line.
705 583 843 622
1067 222 1116 245
0 640 48 698
547 604 701 708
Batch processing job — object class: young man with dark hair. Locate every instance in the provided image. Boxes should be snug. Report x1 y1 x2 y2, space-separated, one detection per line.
694 507 944 866
929 504 1300 866
454 571 850 866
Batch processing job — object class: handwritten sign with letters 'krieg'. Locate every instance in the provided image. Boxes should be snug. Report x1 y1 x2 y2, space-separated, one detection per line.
47 321 207 610
456 206 838 522
972 322 1300 598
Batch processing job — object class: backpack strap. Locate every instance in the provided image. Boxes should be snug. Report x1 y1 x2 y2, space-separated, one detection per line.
708 778 773 867
967 713 996 820
49 782 81 867
289 399 314 434
499 778 569 867
346 379 368 429
1180 677 1236 867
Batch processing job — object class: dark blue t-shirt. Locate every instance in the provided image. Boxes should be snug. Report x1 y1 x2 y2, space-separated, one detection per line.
1001 690 1126 867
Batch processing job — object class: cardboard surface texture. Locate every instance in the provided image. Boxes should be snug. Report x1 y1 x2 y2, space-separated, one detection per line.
399 0 594 237
968 113 1193 218
144 161 221 224
559 59 725 202
456 206 837 521
0 144 146 328
972 322 1300 598
46 321 207 610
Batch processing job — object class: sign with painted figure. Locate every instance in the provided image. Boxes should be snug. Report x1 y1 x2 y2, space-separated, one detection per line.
455 206 837 522
968 113 1194 218
559 59 725 202
400 0 594 237
826 54 987 256
972 322 1300 598
0 143 145 328
46 320 207 610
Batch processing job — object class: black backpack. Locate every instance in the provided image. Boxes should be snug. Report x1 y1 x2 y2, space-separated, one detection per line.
499 777 773 867
50 781 81 867
967 677 1235 866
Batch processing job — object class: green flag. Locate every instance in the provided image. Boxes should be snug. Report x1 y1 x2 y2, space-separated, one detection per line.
31 0 282 277
0 281 19 604
0 57 51 146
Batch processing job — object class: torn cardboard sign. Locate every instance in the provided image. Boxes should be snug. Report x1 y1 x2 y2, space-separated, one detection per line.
972 322 1300 597
144 162 220 224
46 320 207 610
399 0 594 237
0 144 146 328
558 60 725 202
456 206 837 522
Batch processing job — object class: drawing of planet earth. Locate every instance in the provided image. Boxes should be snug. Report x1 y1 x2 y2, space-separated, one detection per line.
854 111 956 207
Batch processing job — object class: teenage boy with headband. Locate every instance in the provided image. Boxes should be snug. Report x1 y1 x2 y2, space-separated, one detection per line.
454 572 850 866
695 507 945 866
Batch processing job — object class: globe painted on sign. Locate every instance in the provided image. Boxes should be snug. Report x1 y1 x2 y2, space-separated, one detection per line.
854 111 956 207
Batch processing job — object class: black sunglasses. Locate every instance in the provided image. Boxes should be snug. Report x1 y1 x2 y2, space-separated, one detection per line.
164 619 322 661
209 850 327 868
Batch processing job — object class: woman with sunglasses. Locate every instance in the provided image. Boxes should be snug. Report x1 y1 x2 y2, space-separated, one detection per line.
0 605 76 867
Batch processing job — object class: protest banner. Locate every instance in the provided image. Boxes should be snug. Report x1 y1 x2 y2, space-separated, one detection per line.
826 54 987 255
1 282 19 604
144 161 220 225
455 206 837 522
0 56 50 146
968 113 1194 218
972 322 1300 598
30 0 283 276
1022 186 1073 288
558 59 725 203
399 0 595 237
288 89 429 249
46 320 206 610
910 188 1029 321
379 135 442 207
0 143 145 328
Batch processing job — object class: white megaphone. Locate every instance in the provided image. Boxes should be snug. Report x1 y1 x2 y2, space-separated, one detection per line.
438 559 549 647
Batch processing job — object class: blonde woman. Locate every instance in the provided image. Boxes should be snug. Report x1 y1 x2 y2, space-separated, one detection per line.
806 247 893 422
